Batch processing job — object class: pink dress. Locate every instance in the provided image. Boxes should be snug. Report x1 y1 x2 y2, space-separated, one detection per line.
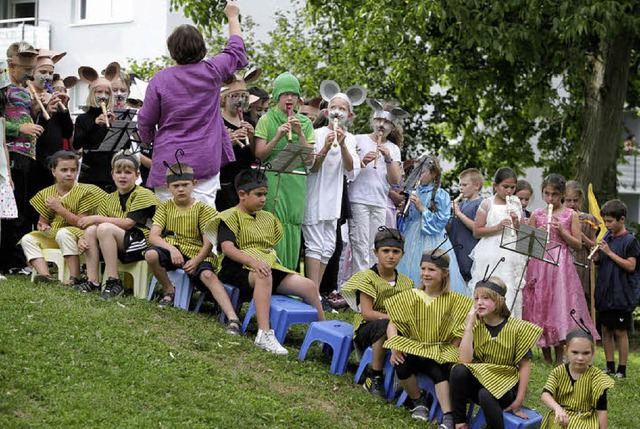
523 208 599 347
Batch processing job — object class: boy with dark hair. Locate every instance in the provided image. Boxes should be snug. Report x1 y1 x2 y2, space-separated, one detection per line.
593 198 640 379
207 168 325 355
144 161 242 334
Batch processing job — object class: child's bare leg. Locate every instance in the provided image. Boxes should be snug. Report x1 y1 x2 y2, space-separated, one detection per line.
276 273 326 321
435 381 452 413
615 329 628 366
199 270 239 321
602 326 615 363
248 271 273 331
65 255 81 279
304 256 321 289
554 343 564 366
400 375 421 400
29 257 50 276
82 226 101 283
371 336 387 372
144 249 174 294
542 347 552 364
96 223 126 279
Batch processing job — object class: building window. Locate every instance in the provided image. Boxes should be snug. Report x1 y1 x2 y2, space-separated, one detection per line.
14 2 36 19
74 0 133 24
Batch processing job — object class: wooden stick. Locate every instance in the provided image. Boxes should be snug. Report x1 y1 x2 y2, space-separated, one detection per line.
26 81 50 120
100 102 110 127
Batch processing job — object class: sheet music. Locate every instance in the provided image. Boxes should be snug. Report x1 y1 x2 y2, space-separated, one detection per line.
268 144 313 174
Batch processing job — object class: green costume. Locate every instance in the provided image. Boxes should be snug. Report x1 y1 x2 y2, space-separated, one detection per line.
29 183 106 239
384 289 473 363
254 72 315 270
541 364 614 429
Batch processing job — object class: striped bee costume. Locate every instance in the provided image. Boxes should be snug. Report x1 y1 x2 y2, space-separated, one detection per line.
464 317 542 398
152 199 218 265
97 185 161 241
541 365 614 429
341 267 413 339
29 183 106 239
384 289 473 363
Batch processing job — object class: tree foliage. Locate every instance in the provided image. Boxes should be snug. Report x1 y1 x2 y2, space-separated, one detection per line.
147 0 640 199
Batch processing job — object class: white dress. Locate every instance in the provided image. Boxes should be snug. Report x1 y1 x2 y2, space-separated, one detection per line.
0 119 18 219
468 196 527 318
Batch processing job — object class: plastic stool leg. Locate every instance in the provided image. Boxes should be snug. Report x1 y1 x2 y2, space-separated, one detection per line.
241 300 256 333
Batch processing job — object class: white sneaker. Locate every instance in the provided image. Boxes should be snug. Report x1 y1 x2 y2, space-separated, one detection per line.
254 329 288 355
0 274 6 280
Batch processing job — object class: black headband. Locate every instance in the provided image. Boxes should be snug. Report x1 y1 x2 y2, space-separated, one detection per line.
475 280 506 297
167 172 194 183
112 153 139 170
421 253 449 269
375 226 405 251
565 328 594 343
237 177 268 193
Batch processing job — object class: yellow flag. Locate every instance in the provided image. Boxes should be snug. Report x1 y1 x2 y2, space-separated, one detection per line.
587 183 607 241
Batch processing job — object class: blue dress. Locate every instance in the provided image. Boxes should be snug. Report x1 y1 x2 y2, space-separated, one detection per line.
397 183 469 295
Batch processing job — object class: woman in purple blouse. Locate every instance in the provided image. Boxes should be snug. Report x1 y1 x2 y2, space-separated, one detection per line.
137 1 247 207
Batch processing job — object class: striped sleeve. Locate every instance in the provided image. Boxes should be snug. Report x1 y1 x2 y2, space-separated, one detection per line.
198 204 218 235
77 184 107 214
130 187 161 213
542 365 561 396
274 215 283 244
152 201 167 229
30 185 56 220
513 319 543 362
97 192 117 217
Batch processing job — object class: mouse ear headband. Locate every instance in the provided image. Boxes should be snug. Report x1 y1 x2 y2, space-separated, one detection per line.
79 61 120 90
51 73 78 90
320 80 367 111
221 67 262 108
367 98 409 124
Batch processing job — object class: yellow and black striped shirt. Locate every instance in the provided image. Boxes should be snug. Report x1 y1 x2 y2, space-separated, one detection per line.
341 267 414 335
204 207 294 274
384 289 473 363
541 364 614 429
463 317 542 398
30 183 106 239
152 199 217 264
97 186 161 240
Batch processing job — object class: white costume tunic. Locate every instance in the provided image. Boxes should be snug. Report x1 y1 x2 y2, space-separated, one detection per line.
348 134 401 274
302 126 360 263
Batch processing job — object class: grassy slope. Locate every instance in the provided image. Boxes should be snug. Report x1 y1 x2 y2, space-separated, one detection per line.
0 275 638 428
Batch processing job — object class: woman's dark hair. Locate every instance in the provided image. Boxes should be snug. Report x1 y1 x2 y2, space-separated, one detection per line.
167 25 207 65
541 173 566 194
493 167 517 185
48 150 79 169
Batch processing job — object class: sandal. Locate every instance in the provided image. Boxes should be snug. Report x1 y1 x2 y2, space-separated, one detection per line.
158 293 175 308
225 319 241 336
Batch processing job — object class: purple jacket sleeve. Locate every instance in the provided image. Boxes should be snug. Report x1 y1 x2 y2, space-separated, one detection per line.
204 35 248 82
136 81 160 145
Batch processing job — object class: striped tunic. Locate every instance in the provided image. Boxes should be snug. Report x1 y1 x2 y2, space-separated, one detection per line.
463 318 542 398
204 207 294 274
384 289 473 363
30 183 106 239
152 199 217 264
341 267 414 335
541 365 614 429
97 186 161 240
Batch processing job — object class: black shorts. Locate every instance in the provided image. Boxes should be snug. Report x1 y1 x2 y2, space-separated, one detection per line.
354 319 390 353
118 228 147 264
218 262 289 301
394 354 451 384
146 246 214 290
599 310 633 331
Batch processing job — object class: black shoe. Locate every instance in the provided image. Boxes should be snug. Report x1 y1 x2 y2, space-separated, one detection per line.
101 278 124 299
75 279 101 293
363 375 385 399
67 276 87 288
409 392 430 422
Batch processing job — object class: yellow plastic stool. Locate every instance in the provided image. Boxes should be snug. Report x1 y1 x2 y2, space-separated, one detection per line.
105 261 151 299
31 248 70 283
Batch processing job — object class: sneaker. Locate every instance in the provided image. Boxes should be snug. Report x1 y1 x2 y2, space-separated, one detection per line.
327 290 348 309
439 412 455 429
11 267 32 276
615 372 626 379
101 278 124 299
66 276 86 287
602 367 614 375
254 329 288 355
409 392 430 421
0 274 6 280
157 293 175 308
33 274 56 283
75 279 101 293
363 375 385 398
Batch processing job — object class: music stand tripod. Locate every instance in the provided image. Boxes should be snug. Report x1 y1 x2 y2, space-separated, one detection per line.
263 143 314 211
94 108 140 154
499 224 561 312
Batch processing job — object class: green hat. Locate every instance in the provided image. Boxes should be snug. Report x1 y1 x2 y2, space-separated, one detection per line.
272 72 301 101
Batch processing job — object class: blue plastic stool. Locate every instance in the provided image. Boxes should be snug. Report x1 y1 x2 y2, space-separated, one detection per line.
147 269 193 310
194 283 243 323
396 373 443 423
469 405 543 429
298 320 354 375
354 346 397 400
241 295 318 343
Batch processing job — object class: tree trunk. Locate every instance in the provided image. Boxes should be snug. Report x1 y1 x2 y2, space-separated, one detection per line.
575 32 633 203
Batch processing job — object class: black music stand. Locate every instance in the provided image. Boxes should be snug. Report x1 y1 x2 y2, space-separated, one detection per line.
265 143 314 210
94 109 139 153
499 224 561 311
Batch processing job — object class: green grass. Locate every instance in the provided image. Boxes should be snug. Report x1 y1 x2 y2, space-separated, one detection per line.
0 275 638 428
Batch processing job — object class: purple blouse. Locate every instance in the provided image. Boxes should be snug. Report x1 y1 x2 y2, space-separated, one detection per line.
137 35 247 188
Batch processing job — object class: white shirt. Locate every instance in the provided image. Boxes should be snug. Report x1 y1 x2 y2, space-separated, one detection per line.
348 134 401 206
303 126 360 224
